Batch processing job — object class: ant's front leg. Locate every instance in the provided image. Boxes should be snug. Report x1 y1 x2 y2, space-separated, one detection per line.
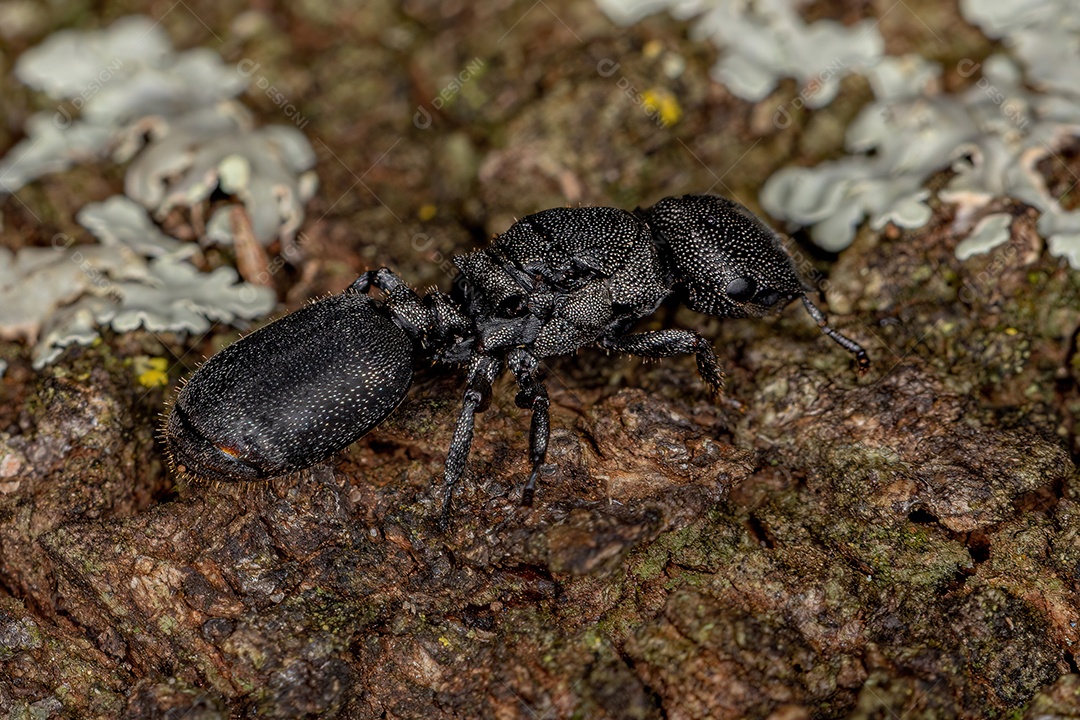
599 329 725 396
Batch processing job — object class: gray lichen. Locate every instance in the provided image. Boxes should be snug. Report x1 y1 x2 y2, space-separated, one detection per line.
757 0 1080 266
1 15 244 193
0 114 114 193
12 14 245 125
0 245 149 346
76 196 196 259
1 15 316 248
125 105 317 246
596 0 884 107
0 243 274 368
102 258 275 335
758 53 1073 255
12 16 173 102
0 16 313 366
961 0 1080 96
954 212 1014 260
596 0 1080 267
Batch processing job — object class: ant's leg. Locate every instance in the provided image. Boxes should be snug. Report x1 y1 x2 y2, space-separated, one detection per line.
363 267 412 295
358 268 471 344
348 270 377 293
351 267 419 296
441 354 501 524
362 268 433 336
599 329 724 396
520 385 550 507
507 349 549 506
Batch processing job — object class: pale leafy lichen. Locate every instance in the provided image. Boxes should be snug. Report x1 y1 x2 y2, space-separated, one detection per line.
124 105 317 246
596 0 883 107
0 242 274 368
1 15 316 248
0 16 299 366
756 0 1080 266
595 0 1080 268
76 196 196 259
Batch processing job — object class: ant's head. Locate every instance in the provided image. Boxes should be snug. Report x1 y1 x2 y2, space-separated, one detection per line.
643 194 805 319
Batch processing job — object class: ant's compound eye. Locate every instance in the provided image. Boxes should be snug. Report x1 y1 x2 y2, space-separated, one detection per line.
725 277 756 302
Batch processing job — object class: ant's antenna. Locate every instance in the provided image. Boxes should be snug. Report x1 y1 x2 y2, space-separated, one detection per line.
801 295 870 372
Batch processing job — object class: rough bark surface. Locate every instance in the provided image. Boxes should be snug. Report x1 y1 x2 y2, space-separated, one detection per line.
1 1 1079 718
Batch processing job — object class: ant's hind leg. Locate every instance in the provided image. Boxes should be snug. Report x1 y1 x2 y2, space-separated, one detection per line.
507 349 550 506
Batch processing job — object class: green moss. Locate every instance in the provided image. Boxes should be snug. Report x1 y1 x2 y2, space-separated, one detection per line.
157 614 178 635
822 518 969 586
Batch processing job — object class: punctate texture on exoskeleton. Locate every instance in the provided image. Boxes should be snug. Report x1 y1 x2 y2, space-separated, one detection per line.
165 291 413 484
164 194 870 518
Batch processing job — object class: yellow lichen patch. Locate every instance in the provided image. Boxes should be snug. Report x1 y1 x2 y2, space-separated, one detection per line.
642 88 682 127
418 203 437 222
134 356 170 388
